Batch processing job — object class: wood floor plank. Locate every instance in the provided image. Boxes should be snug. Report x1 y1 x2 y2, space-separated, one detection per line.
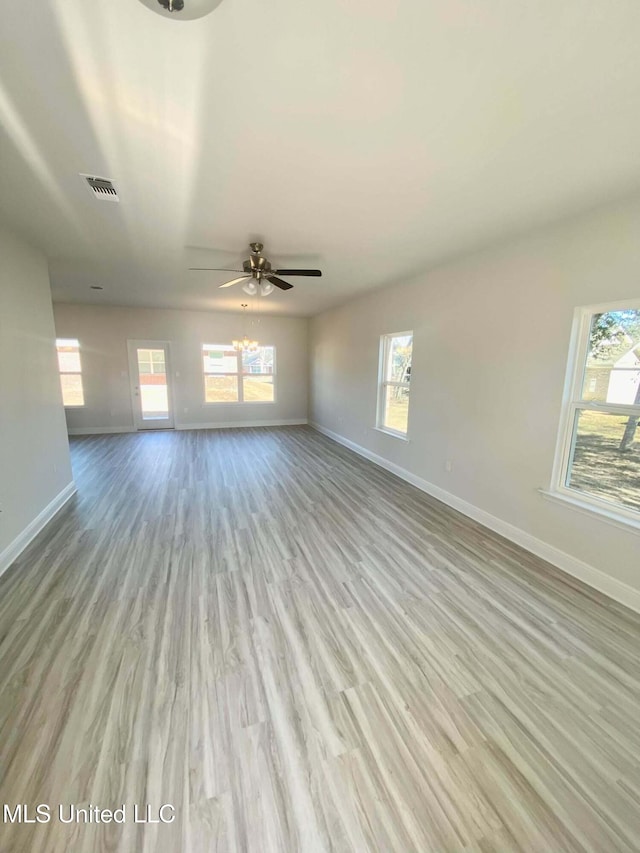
0 426 639 852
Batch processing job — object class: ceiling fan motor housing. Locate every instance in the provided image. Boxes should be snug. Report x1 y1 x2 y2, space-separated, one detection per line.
243 252 271 279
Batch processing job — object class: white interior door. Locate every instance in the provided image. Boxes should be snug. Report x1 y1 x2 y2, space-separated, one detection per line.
128 340 175 430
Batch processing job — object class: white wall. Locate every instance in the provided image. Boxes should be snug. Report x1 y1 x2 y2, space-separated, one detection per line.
52 303 309 432
310 196 640 602
0 226 73 568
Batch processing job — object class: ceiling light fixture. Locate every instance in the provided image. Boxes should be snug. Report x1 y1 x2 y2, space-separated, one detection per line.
136 0 224 20
232 304 258 352
260 281 274 297
241 280 258 296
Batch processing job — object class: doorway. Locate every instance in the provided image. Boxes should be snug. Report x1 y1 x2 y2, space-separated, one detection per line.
127 340 175 430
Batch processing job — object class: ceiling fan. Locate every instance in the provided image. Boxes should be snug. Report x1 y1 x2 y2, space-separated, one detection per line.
189 242 322 296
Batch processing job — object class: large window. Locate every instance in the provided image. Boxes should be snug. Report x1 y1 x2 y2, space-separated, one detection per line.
56 338 84 407
553 304 640 521
203 344 275 403
377 332 412 436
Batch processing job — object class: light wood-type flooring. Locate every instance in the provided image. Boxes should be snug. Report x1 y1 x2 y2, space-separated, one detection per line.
1 426 639 852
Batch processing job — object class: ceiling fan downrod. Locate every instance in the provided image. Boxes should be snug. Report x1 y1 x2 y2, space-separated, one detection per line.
158 0 185 11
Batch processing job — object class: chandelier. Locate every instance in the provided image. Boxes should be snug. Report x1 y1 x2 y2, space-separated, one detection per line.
233 304 259 352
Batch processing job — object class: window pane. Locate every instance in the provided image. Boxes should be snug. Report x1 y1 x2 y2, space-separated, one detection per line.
567 409 640 512
203 345 238 374
243 375 274 402
383 385 410 434
138 349 165 375
57 349 81 373
150 352 166 374
205 375 239 402
583 310 640 404
386 335 412 383
242 346 274 375
60 374 84 406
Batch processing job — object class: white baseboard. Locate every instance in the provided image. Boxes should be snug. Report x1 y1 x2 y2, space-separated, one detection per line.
0 481 77 578
68 420 308 436
68 426 134 435
310 422 640 614
176 418 308 431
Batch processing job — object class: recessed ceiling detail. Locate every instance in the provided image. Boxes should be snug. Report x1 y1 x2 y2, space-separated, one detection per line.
135 0 224 20
80 175 119 203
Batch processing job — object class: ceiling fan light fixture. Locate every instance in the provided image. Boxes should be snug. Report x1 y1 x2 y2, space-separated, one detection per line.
260 281 274 297
242 280 258 296
136 0 224 20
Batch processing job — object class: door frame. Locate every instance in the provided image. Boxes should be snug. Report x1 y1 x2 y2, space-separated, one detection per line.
127 339 175 430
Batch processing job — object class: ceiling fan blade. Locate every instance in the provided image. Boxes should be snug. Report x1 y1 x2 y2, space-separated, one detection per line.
189 267 245 272
273 269 322 277
218 276 251 289
268 276 294 291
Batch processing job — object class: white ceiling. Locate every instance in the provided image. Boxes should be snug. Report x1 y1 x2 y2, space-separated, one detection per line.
2 1 640 317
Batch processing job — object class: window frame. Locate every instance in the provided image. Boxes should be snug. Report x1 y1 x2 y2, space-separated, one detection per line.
56 338 85 408
549 299 640 529
376 331 413 439
201 343 276 405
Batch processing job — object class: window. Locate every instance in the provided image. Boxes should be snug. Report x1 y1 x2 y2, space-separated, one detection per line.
56 338 84 407
136 348 166 376
553 304 640 520
203 344 275 403
377 332 412 436
242 346 275 402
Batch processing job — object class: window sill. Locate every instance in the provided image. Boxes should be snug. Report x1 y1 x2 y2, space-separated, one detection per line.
373 426 410 442
539 488 640 534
